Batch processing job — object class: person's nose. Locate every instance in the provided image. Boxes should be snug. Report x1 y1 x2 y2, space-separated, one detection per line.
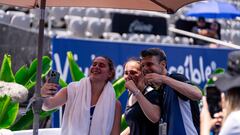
123 74 128 81
126 73 133 80
142 66 148 73
94 63 101 68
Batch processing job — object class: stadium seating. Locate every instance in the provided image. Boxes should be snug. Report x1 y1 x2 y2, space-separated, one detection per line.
0 0 240 46
10 14 31 29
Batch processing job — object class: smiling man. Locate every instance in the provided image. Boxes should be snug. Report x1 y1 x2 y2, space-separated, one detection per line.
140 48 202 135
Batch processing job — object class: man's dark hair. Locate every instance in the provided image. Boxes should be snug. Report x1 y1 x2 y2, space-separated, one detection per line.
140 48 167 62
198 16 205 22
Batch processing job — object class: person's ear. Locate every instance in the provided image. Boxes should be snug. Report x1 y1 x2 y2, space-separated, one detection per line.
108 70 114 81
160 61 167 68
108 72 112 78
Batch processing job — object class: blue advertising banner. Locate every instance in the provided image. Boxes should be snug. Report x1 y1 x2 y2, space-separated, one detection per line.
51 37 233 127
52 38 232 88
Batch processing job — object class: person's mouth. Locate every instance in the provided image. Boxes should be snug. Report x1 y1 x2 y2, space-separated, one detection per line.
143 71 153 75
91 69 101 74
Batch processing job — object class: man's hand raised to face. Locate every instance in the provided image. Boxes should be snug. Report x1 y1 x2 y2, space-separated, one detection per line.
144 73 165 89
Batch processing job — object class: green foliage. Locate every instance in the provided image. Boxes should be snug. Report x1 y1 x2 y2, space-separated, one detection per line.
0 54 15 82
15 56 52 90
0 95 19 128
0 54 52 130
67 51 85 81
10 56 52 130
113 78 127 132
203 68 225 96
59 78 68 88
10 109 56 131
120 114 128 132
15 66 29 85
207 68 225 85
113 77 126 98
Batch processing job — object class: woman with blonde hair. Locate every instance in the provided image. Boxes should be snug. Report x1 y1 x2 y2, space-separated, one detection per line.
121 58 161 135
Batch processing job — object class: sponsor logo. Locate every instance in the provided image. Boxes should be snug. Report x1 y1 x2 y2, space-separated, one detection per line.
169 55 216 84
129 20 153 33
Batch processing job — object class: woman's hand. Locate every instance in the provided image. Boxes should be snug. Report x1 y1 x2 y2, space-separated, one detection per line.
200 96 219 135
41 79 59 97
120 127 130 135
125 80 139 94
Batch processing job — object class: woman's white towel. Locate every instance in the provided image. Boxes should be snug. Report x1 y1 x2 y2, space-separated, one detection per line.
61 77 116 135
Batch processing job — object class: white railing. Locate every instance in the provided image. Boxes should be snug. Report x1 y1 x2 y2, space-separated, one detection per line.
169 27 240 49
13 128 61 135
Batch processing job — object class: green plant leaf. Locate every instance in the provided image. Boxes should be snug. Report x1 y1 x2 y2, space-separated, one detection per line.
67 51 85 81
113 77 126 99
59 78 68 88
15 65 29 86
113 78 127 131
120 114 128 132
207 68 225 85
24 56 52 90
10 109 56 131
0 95 19 128
0 54 15 82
